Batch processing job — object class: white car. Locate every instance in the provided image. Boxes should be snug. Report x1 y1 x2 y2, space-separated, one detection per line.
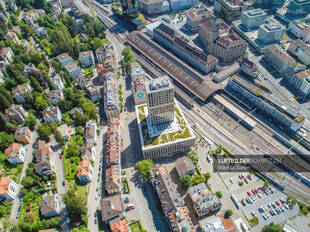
251 211 256 217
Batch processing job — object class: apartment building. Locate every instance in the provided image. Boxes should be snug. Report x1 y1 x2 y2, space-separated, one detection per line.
257 20 285 44
130 62 146 105
100 194 125 222
57 53 73 66
285 68 310 98
105 118 121 195
5 143 26 165
40 195 60 218
238 56 259 79
103 72 120 120
48 90 64 105
199 18 247 64
150 165 194 232
0 177 18 201
85 83 100 102
34 141 54 176
64 62 82 79
288 21 310 43
5 104 28 123
81 142 96 162
153 23 218 74
186 6 215 32
264 45 295 74
85 120 97 145
287 39 310 65
189 183 222 218
0 47 14 67
50 71 64 90
214 0 242 22
43 106 62 123
79 50 95 68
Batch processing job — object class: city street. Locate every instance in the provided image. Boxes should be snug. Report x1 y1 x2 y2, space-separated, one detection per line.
87 127 106 232
10 130 38 221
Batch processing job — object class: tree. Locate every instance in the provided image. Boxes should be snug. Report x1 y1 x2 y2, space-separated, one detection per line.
29 75 43 92
0 113 14 132
63 188 87 225
0 205 5 217
37 123 52 141
34 95 49 110
224 209 233 218
54 129 65 145
262 223 282 232
0 132 14 151
205 172 211 181
264 180 270 188
216 191 223 199
92 38 104 50
58 99 71 112
21 176 34 188
186 150 198 164
136 159 154 179
191 175 205 185
51 21 74 56
23 113 36 130
180 174 192 188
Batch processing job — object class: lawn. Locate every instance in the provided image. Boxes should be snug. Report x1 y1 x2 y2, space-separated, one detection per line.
129 220 146 232
63 156 80 180
67 180 88 201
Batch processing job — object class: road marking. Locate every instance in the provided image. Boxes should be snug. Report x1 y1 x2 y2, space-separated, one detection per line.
290 96 301 101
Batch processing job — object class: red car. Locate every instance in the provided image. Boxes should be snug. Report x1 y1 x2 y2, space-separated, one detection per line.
244 178 248 184
247 191 251 196
129 206 135 210
251 189 256 195
255 188 258 194
276 201 280 206
238 175 243 180
59 153 62 159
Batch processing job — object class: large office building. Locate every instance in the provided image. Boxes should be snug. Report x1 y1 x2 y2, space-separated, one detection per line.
214 0 242 22
138 0 169 15
153 23 218 74
257 20 285 44
186 6 216 32
199 18 247 64
286 0 310 18
241 9 267 31
263 45 295 74
287 21 310 43
227 75 305 133
136 77 196 159
146 76 175 125
103 72 120 120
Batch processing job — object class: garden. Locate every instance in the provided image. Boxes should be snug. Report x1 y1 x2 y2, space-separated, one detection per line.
129 220 147 232
121 177 130 194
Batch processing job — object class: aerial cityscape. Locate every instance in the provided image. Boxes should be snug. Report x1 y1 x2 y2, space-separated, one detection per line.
0 0 310 231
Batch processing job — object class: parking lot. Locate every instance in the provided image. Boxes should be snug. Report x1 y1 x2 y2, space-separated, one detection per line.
220 172 299 231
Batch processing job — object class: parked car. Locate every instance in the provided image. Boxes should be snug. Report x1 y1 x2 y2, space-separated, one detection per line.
96 187 99 191
258 208 264 213
59 153 62 159
244 178 248 184
124 197 129 203
247 191 251 196
284 204 289 210
229 178 233 183
241 199 246 206
62 181 65 186
251 211 256 217
276 201 280 206
129 206 135 211
263 214 267 220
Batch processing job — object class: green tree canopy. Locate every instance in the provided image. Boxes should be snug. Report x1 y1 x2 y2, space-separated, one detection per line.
180 174 192 189
186 150 198 164
23 113 37 130
37 123 52 141
191 175 205 186
205 172 211 181
136 159 154 179
224 209 233 218
262 223 282 232
0 132 14 152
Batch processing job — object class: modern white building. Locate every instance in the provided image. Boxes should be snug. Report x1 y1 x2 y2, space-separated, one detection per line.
258 21 285 44
241 9 267 31
64 62 82 79
0 177 18 201
285 69 310 98
50 71 64 90
287 39 310 65
79 50 95 68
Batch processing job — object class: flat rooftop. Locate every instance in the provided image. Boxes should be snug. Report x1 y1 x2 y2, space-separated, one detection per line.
136 102 195 149
146 75 172 93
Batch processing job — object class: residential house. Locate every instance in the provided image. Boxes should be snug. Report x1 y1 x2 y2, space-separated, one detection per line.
76 75 89 89
5 104 27 123
12 84 32 104
85 83 100 102
285 68 310 98
109 218 129 232
15 126 32 144
48 89 64 105
64 62 82 79
40 195 60 218
188 183 222 218
85 121 97 145
43 106 62 123
57 124 71 141
10 26 21 35
238 56 259 79
0 177 18 201
150 165 194 232
100 194 125 222
57 53 73 66
70 107 84 119
175 156 196 177
34 141 54 176
51 2 61 20
5 31 21 44
5 143 26 165
287 39 310 65
0 47 13 67
79 50 95 68
77 160 93 184
198 214 236 232
81 142 96 162
35 27 48 39
49 71 64 90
